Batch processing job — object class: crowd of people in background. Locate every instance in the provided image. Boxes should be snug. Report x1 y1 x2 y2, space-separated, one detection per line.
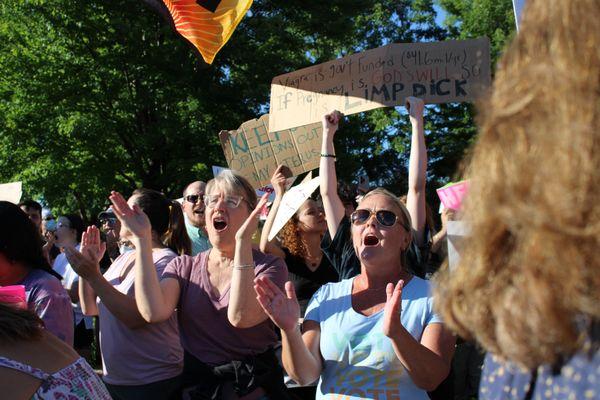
0 0 598 399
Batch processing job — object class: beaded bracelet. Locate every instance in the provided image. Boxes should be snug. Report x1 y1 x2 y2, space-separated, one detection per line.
320 153 336 158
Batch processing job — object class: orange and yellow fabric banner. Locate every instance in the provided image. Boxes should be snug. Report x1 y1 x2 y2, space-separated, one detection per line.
162 0 253 64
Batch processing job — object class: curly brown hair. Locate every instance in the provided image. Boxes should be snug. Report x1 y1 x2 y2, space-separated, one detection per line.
279 216 306 258
434 0 600 369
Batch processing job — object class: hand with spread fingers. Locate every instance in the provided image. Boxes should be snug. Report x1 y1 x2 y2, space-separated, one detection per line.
64 226 106 281
109 191 152 240
383 280 405 338
254 276 300 333
235 193 269 242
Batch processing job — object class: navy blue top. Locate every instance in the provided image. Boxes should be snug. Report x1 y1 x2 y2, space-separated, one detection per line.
479 348 599 399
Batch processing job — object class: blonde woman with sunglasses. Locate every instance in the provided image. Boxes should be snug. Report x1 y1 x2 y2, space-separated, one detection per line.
254 186 455 399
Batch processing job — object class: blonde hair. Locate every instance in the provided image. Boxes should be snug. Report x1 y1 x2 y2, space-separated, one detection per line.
360 188 412 231
434 0 600 369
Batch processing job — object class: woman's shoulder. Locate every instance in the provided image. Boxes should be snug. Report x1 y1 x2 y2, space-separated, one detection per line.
22 269 62 292
253 248 286 267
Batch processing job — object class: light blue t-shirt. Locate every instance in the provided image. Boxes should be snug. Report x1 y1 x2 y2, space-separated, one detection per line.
304 276 442 400
185 219 211 256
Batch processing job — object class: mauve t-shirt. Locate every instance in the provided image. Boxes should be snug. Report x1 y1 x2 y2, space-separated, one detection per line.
98 249 183 385
18 268 74 345
162 248 288 366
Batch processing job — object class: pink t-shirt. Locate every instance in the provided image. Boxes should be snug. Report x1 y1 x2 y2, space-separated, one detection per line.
98 248 183 385
162 249 288 366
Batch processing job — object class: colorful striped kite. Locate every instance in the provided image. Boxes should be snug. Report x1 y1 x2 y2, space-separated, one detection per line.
161 0 253 64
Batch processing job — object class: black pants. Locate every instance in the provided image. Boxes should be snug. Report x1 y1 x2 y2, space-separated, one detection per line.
104 374 183 400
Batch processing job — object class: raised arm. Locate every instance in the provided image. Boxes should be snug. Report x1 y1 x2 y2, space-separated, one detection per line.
255 277 323 385
405 97 427 247
259 165 289 259
228 194 272 328
65 226 147 329
320 110 346 238
109 191 180 324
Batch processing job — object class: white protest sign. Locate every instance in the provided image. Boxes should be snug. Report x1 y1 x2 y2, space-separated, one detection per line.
267 174 320 241
447 221 470 271
0 182 23 204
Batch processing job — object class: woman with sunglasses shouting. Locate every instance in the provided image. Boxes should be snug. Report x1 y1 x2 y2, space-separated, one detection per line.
254 187 455 399
110 170 290 399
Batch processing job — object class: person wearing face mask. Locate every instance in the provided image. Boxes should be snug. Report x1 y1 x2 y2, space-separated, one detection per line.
51 214 94 351
260 165 338 316
110 171 290 399
254 188 455 399
181 181 211 256
65 189 190 400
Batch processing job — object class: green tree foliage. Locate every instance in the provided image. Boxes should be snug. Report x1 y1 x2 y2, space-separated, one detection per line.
0 0 515 220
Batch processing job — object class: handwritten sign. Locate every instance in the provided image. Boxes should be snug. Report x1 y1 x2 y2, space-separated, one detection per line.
269 38 491 131
219 114 322 189
0 181 22 204
437 180 469 211
268 174 320 241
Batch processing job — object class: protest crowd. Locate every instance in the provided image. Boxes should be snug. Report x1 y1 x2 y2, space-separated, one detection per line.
0 0 598 399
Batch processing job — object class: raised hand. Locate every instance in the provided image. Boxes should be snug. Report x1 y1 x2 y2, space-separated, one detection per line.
322 110 343 136
405 96 424 121
64 232 103 281
270 165 291 197
235 193 269 241
109 191 152 240
382 280 404 338
254 277 300 333
81 226 106 263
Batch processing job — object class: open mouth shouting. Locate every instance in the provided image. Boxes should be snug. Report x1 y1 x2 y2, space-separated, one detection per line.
363 233 380 247
213 216 228 232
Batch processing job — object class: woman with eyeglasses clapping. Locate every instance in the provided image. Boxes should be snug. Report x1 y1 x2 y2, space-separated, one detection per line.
254 187 455 399
111 171 290 399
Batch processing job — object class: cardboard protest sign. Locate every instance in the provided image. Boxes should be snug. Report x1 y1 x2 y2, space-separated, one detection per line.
219 115 322 189
436 180 469 211
269 38 491 131
0 181 22 204
268 174 320 241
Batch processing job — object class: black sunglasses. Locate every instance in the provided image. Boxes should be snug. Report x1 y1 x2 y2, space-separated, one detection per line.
184 194 203 204
350 209 409 230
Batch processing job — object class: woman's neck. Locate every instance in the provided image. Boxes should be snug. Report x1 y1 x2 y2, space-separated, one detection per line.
299 231 322 259
356 265 411 291
209 247 234 264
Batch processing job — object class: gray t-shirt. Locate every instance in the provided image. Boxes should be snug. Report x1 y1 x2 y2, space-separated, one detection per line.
163 248 288 365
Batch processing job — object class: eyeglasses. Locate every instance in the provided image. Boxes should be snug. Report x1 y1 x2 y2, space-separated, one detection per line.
184 194 204 204
203 194 246 209
350 209 409 230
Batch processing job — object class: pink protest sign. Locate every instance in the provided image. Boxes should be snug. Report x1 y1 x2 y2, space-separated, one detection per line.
0 285 27 309
436 180 469 211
